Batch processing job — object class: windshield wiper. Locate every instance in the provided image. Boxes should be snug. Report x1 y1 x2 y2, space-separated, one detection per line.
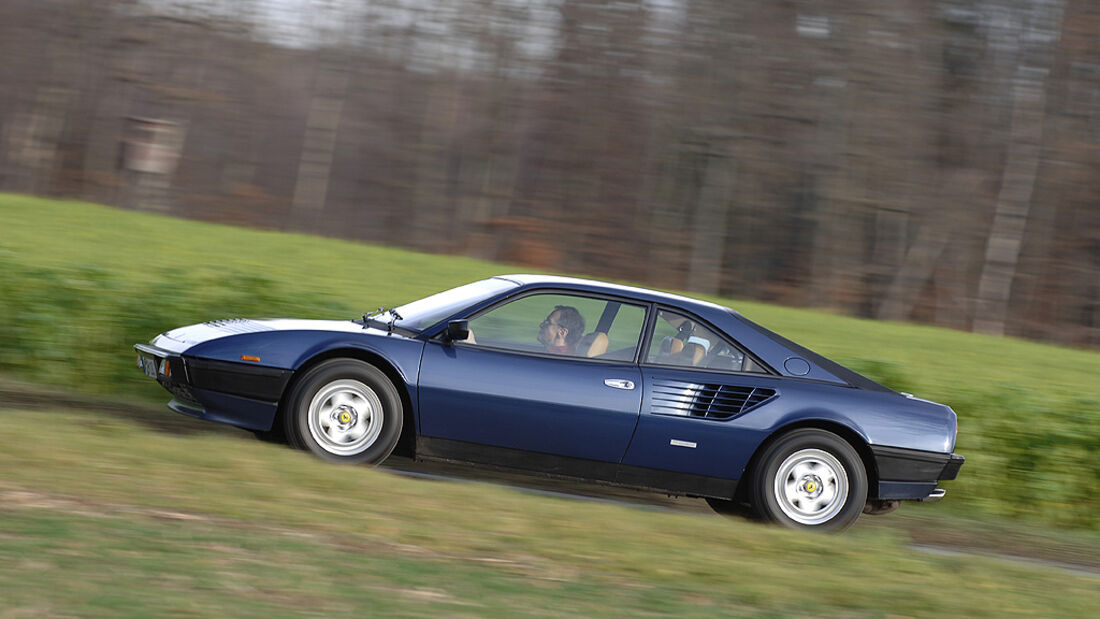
386 309 402 333
361 307 403 333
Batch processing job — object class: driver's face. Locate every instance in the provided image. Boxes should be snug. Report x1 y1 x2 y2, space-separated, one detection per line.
538 310 563 347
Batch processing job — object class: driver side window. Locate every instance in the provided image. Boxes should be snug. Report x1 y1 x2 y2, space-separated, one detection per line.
646 309 763 373
465 293 646 360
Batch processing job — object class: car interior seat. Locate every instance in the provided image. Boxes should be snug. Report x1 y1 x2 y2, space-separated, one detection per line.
657 337 704 366
681 342 706 366
667 337 684 355
577 332 610 357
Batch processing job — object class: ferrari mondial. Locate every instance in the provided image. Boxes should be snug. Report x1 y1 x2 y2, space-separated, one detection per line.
136 275 963 530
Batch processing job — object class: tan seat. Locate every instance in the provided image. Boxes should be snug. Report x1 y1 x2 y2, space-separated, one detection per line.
660 337 704 366
577 332 609 357
668 337 684 355
682 342 706 366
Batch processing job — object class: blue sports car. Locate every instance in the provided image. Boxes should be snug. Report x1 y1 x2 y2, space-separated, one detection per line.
135 274 963 530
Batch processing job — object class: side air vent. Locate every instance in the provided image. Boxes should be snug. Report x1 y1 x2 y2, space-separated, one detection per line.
650 379 777 420
203 319 274 334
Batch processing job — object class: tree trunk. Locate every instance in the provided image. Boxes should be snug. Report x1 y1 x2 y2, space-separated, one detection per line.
973 0 1065 335
875 223 949 321
972 73 1049 335
291 63 348 215
687 150 734 295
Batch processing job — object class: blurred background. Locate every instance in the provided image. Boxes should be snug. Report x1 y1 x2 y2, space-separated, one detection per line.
3 5 1100 611
1 0 1097 347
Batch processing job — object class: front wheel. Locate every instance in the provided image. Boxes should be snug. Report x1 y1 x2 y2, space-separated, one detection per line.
283 359 403 464
750 429 867 531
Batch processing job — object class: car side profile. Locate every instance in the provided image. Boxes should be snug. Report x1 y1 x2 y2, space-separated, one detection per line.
135 274 963 530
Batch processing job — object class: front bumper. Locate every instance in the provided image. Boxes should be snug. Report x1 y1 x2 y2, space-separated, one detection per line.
135 343 200 408
134 343 288 431
871 446 964 501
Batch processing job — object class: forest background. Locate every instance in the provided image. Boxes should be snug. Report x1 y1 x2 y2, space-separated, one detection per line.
1 0 1097 348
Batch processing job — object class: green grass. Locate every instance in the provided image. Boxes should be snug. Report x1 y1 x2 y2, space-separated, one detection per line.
1 408 1098 618
1 192 1099 530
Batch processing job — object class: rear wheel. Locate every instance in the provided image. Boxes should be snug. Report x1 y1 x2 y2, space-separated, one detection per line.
284 359 402 464
750 429 867 531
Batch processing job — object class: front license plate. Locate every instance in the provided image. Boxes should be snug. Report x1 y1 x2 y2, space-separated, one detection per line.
140 355 159 378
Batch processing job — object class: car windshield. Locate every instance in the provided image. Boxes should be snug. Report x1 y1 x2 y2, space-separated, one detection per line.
391 278 518 331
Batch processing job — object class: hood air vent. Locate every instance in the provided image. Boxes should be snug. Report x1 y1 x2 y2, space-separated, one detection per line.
202 319 274 335
650 379 777 420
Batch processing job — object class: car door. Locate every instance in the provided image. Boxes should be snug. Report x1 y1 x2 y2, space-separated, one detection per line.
621 308 779 479
417 292 648 463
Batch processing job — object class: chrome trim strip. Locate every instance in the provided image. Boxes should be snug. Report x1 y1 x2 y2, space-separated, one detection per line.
670 439 697 449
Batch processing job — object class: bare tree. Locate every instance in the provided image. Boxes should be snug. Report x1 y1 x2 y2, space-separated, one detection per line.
291 2 353 218
2 0 1100 347
974 0 1064 335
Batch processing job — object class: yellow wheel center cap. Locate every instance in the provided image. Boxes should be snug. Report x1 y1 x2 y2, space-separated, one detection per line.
339 411 352 424
805 481 817 493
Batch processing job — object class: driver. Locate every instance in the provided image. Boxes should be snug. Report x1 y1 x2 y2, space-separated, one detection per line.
538 305 585 355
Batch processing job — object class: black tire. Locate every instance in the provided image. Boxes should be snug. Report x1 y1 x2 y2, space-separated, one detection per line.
749 429 867 532
283 359 403 464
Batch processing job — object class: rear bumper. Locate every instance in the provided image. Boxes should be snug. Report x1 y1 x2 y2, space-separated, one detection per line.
135 343 286 432
871 445 964 500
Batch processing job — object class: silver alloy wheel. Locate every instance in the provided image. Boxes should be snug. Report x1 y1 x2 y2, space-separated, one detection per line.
772 448 849 526
306 378 385 456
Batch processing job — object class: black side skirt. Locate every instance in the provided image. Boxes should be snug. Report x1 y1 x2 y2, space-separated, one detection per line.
416 437 738 500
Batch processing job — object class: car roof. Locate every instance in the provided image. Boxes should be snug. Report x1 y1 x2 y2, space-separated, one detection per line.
492 274 736 316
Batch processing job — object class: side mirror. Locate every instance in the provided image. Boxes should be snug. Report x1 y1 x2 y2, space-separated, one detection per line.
445 320 469 343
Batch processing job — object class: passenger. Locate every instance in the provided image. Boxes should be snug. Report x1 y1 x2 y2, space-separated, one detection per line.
538 305 585 355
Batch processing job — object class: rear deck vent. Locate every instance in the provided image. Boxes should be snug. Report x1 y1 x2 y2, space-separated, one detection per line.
650 379 777 420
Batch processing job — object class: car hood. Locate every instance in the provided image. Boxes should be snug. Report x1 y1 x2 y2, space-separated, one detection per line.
152 318 381 353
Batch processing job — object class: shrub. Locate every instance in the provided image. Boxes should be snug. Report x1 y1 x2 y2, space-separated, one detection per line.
0 251 353 398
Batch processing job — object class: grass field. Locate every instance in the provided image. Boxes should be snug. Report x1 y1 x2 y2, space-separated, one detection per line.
3 193 1099 529
1 407 1098 617
3 192 1097 400
2 193 1100 615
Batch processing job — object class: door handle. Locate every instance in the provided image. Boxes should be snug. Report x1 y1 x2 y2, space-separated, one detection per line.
604 379 635 390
